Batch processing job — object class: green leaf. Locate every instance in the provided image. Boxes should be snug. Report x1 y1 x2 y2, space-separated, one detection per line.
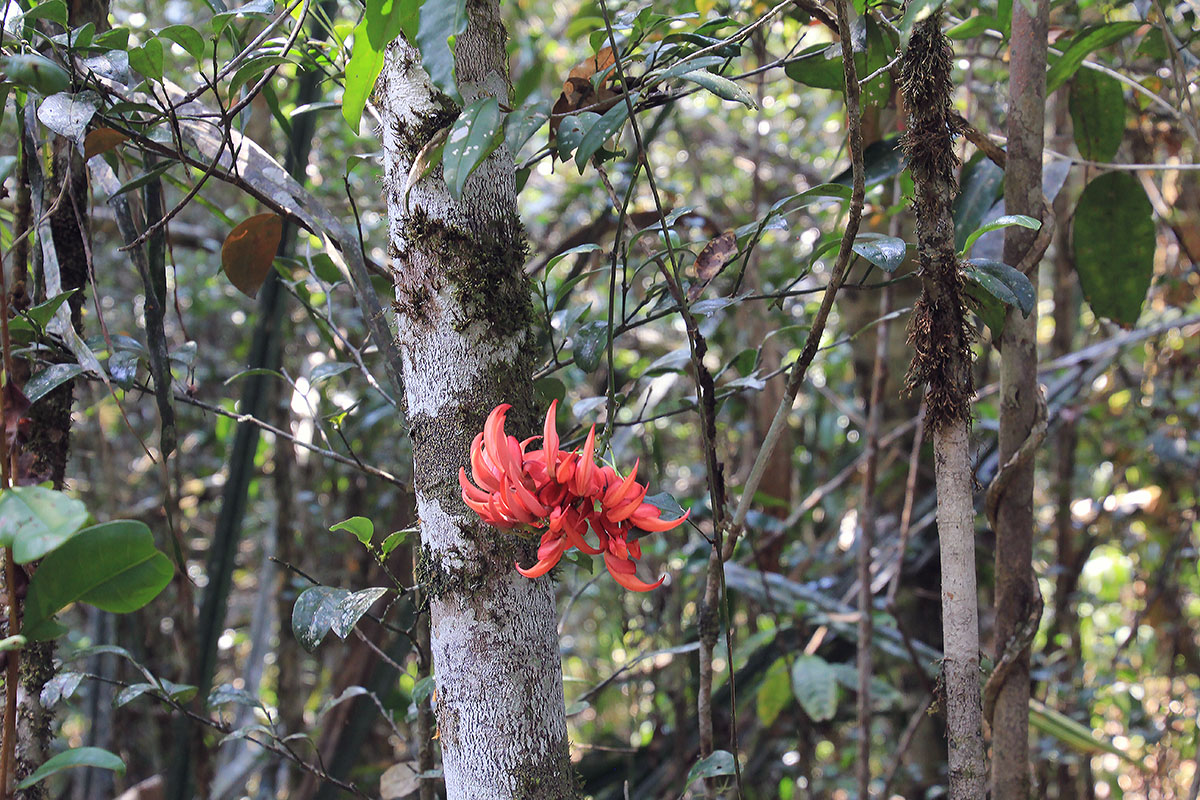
643 492 685 521
24 364 84 405
23 521 174 640
365 0 419 49
157 24 206 60
898 0 943 46
412 675 436 705
960 214 1041 256
310 361 352 386
380 527 417 558
342 20 385 130
681 70 756 107
851 235 907 273
505 105 548 158
208 683 261 707
23 290 76 331
1046 23 1142 95
128 36 164 81
0 635 27 652
791 654 837 722
1028 699 1146 768
23 0 68 28
415 0 467 104
963 258 1035 316
331 516 374 546
575 92 636 173
228 55 293 96
953 154 1005 250
757 657 792 727
0 54 71 95
41 671 82 706
292 585 351 651
1071 172 1154 327
572 320 609 373
16 748 125 790
443 96 504 200
687 750 736 783
0 486 88 564
945 14 997 39
555 112 599 161
1069 68 1125 162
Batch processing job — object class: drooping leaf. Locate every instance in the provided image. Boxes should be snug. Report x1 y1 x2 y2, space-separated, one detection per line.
380 527 417 558
414 0 467 104
790 654 838 722
331 516 374 546
412 675 436 705
24 364 84 405
22 521 175 640
643 492 686 521
1069 68 1125 162
852 235 908 273
443 96 504 200
1071 172 1154 327
318 685 370 718
953 154 1005 250
0 485 88 564
291 585 351 651
1046 23 1142 95
16 748 125 790
681 70 756 107
686 750 736 783
963 258 1035 316
221 213 283 298
364 0 418 49
342 19 385 131
554 112 600 162
572 320 610 373
331 587 390 638
310 361 352 386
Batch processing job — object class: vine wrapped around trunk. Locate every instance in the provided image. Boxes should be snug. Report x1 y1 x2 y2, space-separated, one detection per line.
376 2 575 798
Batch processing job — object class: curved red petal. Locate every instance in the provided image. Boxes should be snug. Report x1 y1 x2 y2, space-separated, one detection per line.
543 399 560 480
608 569 666 592
630 506 690 532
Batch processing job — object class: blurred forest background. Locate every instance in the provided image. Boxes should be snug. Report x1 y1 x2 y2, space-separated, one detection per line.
0 0 1197 798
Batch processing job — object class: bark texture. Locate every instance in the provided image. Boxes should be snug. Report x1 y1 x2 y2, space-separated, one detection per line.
993 1 1049 796
378 4 574 798
900 16 987 798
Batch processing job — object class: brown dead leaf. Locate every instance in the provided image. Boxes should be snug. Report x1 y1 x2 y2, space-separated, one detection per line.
687 230 738 301
550 46 622 153
84 127 129 160
221 213 283 298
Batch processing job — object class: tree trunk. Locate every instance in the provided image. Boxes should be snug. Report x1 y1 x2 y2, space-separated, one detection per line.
900 15 987 799
377 4 575 798
993 1 1049 797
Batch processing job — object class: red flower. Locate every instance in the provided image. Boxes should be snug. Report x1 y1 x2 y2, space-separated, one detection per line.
459 401 689 591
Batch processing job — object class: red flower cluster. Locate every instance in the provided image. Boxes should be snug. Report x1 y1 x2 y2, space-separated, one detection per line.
459 401 688 591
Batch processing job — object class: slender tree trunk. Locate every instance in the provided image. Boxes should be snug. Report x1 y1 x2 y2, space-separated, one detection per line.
377 4 574 798
993 2 1049 797
900 15 987 798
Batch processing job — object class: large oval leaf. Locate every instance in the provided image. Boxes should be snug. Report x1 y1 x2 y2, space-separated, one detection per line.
686 750 736 783
443 96 504 200
0 485 88 564
23 521 174 640
790 654 838 722
1069 69 1125 162
575 92 636 173
1071 172 1155 327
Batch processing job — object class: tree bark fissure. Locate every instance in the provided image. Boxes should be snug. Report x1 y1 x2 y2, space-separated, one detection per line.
378 4 574 797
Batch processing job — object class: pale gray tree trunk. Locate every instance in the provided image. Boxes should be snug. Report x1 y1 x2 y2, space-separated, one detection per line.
376 3 575 798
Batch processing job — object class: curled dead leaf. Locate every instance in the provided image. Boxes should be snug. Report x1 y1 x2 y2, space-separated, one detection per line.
221 213 284 298
687 230 738 302
550 46 622 153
